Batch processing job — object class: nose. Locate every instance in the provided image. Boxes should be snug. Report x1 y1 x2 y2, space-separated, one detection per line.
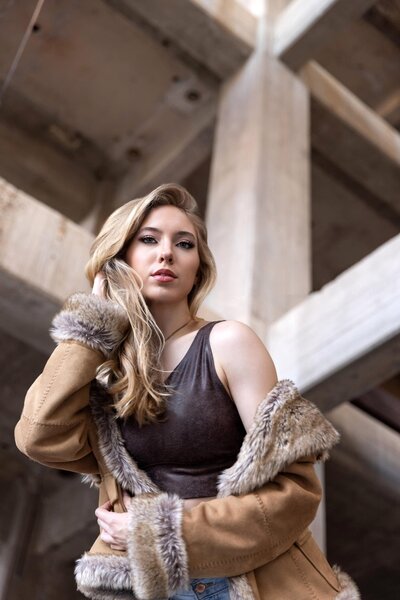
159 240 173 264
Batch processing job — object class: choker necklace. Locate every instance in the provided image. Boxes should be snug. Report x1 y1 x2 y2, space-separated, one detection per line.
164 318 194 342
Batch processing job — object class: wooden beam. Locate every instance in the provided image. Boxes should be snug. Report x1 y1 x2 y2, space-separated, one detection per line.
301 61 400 217
267 233 400 412
205 13 310 337
273 0 377 71
104 0 257 79
0 178 92 354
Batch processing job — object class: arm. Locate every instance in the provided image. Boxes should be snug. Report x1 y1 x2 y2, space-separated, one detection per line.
14 292 128 473
182 456 321 577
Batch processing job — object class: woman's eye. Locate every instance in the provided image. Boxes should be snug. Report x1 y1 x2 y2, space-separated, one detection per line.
139 236 157 244
177 240 195 249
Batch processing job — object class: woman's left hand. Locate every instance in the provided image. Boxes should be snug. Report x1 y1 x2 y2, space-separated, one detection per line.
95 492 132 552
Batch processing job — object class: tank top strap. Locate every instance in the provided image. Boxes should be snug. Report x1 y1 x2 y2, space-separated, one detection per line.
190 320 225 356
195 319 225 338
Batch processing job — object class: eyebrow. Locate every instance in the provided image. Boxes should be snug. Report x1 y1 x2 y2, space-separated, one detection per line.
138 227 196 240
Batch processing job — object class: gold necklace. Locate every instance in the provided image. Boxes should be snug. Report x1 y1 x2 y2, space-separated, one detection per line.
164 318 194 342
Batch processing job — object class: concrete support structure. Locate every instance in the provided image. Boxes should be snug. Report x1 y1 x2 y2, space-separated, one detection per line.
205 5 310 336
301 61 400 216
267 232 400 411
274 0 378 70
1 0 399 596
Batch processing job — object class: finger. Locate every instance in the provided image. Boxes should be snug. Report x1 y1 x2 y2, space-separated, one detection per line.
95 507 113 520
97 520 111 534
100 530 115 545
122 493 132 509
110 543 125 552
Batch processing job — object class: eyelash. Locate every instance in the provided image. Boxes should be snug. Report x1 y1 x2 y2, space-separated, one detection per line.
139 236 195 249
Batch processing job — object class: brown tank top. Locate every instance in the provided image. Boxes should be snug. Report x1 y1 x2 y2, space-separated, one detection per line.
118 321 246 498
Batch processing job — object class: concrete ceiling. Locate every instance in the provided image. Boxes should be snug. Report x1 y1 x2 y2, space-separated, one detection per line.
0 0 219 221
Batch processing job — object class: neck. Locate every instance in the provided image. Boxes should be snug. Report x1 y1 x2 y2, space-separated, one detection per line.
149 301 194 339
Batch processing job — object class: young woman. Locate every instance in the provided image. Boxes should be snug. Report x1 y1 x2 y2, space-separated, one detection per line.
15 184 359 599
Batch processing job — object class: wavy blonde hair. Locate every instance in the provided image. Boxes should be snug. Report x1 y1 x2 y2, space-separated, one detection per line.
85 183 217 425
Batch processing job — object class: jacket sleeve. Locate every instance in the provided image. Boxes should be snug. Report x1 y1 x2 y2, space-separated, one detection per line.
14 292 129 474
125 456 322 599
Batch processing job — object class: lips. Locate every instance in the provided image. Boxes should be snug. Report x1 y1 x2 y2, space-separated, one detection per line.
151 268 177 283
151 269 177 278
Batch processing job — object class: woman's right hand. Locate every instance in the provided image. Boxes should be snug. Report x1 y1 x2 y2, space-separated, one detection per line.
92 271 106 297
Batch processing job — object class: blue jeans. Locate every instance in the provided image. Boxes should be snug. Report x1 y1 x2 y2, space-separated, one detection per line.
170 577 230 599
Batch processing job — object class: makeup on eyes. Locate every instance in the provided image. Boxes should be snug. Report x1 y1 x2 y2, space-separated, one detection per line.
138 230 196 249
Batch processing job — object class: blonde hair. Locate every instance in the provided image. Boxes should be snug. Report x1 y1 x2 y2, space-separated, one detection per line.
85 183 216 425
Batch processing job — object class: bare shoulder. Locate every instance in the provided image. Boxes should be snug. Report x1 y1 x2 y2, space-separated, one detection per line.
210 320 278 430
210 319 271 356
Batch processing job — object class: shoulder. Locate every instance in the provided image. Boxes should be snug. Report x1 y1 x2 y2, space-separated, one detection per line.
209 320 278 430
210 319 270 355
210 319 277 381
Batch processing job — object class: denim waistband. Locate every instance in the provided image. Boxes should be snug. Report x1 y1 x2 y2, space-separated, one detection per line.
170 576 230 599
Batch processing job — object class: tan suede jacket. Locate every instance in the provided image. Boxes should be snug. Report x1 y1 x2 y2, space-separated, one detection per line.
15 293 360 600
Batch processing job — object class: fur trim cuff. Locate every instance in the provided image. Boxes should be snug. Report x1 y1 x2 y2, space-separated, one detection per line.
217 379 340 497
75 553 132 599
127 493 189 599
333 566 361 599
50 292 129 358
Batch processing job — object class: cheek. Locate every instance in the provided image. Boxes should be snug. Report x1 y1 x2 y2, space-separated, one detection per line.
188 254 200 279
126 245 150 271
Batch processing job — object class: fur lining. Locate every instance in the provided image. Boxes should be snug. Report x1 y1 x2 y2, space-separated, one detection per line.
228 574 257 599
89 380 159 496
50 292 129 358
217 379 340 497
333 566 361 599
126 493 189 599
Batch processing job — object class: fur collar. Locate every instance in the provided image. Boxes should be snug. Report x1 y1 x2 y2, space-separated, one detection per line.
87 377 340 497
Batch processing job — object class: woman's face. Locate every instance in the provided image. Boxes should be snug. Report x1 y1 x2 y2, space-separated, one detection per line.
125 205 200 307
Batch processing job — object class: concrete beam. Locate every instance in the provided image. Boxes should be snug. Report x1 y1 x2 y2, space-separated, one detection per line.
104 0 257 79
328 401 400 496
0 178 92 354
274 0 377 71
267 233 400 412
0 118 98 223
301 61 400 217
114 101 216 206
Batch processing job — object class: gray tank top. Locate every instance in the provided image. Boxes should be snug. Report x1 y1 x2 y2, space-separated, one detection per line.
118 321 246 498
